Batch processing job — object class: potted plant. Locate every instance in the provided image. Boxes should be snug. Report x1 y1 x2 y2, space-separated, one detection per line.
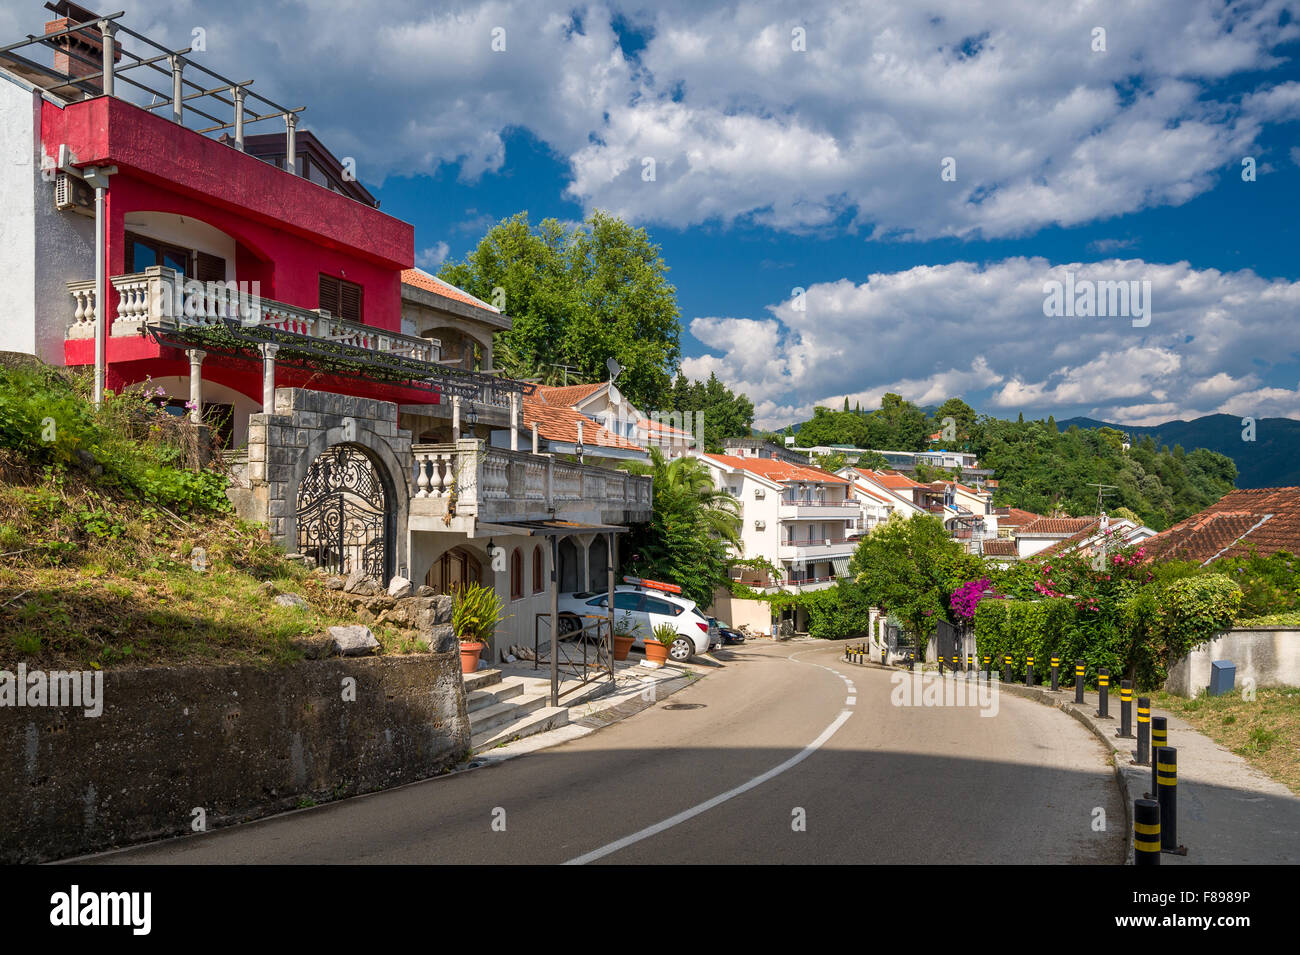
452 581 507 675
644 622 675 667
611 609 637 662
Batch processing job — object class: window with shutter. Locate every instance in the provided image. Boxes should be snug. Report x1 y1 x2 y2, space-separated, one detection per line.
340 281 362 323
318 274 340 316
195 252 226 284
318 274 362 323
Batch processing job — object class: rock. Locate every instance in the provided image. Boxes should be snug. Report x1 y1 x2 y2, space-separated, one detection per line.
273 593 309 609
290 635 332 660
258 581 278 596
418 624 457 654
380 595 450 632
327 625 380 656
387 576 413 599
433 594 453 625
302 555 318 570
343 571 382 596
323 576 347 591
74 448 103 478
415 585 438 597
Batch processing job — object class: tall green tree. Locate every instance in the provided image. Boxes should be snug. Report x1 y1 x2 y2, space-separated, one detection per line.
439 211 682 408
667 372 755 452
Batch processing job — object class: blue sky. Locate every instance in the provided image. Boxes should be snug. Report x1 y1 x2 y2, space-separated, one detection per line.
31 0 1299 429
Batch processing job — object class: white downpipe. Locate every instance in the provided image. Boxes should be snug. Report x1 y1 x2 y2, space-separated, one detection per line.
93 182 105 406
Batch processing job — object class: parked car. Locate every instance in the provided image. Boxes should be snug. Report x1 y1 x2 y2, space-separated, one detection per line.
556 579 712 662
717 625 746 645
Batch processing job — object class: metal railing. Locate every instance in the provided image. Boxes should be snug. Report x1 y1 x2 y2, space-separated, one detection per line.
533 613 613 699
1 11 306 157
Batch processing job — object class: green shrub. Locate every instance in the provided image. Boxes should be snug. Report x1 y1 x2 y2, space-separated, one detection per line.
452 581 507 644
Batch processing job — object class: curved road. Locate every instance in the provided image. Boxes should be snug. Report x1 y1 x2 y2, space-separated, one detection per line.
86 640 1125 864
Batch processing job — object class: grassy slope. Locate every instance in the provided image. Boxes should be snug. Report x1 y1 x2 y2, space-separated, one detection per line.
0 360 421 670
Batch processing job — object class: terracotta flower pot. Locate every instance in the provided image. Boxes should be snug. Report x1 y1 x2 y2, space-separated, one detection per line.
459 640 485 675
643 640 670 666
612 633 635 661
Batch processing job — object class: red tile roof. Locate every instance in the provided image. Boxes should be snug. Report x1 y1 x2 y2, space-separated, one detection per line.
1019 516 1098 536
856 468 924 490
1143 488 1300 565
532 382 606 407
995 507 1042 528
521 394 641 451
401 268 500 313
981 539 1018 557
707 454 849 485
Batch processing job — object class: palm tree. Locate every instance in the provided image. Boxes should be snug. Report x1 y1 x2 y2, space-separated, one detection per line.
628 448 741 549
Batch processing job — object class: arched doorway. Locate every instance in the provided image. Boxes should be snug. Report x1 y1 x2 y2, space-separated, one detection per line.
587 535 608 591
296 444 392 580
426 546 483 595
557 537 581 592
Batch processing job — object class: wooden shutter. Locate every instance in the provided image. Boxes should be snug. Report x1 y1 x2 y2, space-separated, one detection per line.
196 252 226 283
340 280 362 323
318 274 340 316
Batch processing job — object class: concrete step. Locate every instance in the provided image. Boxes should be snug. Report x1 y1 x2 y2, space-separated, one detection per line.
467 693 549 737
471 705 572 753
465 678 527 714
463 668 502 693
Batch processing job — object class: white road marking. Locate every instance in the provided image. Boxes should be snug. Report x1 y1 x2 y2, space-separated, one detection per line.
565 646 853 865
846 696 856 705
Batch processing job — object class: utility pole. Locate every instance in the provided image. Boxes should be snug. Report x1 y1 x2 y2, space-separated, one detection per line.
1086 482 1118 565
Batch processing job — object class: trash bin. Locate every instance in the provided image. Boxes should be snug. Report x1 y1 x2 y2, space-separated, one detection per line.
1209 659 1236 697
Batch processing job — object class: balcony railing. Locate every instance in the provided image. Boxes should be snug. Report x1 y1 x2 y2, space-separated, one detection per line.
68 267 440 363
410 439 653 525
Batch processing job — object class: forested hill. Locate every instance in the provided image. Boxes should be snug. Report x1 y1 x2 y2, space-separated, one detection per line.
972 417 1237 531
1056 414 1300 490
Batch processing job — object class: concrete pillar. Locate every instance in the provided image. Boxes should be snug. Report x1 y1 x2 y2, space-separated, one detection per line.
285 113 298 174
186 348 206 424
509 392 519 451
260 343 279 411
233 86 245 150
99 20 116 97
532 421 539 454
169 54 184 124
451 395 461 442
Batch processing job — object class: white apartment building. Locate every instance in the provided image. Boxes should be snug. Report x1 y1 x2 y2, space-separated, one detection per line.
700 452 859 634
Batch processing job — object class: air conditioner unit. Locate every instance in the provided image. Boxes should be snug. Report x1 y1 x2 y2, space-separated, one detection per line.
754 520 766 531
754 488 765 498
54 172 95 216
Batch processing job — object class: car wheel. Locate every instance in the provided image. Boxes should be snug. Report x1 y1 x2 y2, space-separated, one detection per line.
558 614 582 635
669 636 694 662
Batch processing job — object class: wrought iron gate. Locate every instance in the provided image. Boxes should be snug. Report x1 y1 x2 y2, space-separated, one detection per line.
296 445 390 580
934 618 960 666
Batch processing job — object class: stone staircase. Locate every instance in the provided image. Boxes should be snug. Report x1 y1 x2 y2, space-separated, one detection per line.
464 668 573 753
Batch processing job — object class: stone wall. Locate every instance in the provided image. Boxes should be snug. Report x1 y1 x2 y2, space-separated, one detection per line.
0 652 468 863
235 387 414 578
1165 628 1300 697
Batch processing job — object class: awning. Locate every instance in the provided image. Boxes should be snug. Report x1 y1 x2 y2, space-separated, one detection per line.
478 519 630 538
832 557 851 576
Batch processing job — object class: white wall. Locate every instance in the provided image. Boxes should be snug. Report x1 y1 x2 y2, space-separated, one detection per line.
1165 628 1300 696
0 77 37 356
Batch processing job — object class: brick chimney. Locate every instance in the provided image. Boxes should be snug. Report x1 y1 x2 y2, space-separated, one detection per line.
44 1 119 93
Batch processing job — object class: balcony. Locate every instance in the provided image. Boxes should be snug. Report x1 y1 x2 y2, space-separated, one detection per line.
778 499 860 520
778 537 856 561
409 440 653 530
67 266 439 361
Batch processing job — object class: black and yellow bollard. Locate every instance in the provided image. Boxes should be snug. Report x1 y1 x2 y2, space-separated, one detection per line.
1074 659 1085 703
1136 697 1151 765
1117 680 1134 739
951 654 959 675
1096 668 1110 718
967 653 974 673
1156 747 1188 855
1149 717 1168 796
1025 655 1035 687
938 653 944 676
1134 799 1161 865
1050 657 1060 691
1003 654 1012 683
882 645 887 666
983 654 991 680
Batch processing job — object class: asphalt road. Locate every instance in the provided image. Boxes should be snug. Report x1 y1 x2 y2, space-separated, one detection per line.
84 640 1125 864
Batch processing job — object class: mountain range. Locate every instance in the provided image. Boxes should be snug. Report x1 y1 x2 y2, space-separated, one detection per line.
1055 414 1300 490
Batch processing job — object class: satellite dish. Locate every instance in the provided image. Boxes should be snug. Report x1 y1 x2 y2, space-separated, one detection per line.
606 357 623 382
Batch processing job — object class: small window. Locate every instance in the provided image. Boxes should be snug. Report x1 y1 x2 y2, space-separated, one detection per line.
612 593 644 612
509 548 523 600
532 545 544 594
643 597 682 616
319 273 363 323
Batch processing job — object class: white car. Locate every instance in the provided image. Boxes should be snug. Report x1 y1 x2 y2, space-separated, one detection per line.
556 582 713 662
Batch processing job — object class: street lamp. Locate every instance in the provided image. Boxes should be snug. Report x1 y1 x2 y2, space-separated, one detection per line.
464 401 478 430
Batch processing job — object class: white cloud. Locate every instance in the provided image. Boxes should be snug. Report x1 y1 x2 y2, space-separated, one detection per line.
416 242 450 268
90 0 1300 239
682 257 1300 429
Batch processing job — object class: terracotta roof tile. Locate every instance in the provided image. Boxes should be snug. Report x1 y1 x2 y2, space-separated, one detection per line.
1019 516 1098 536
532 382 606 407
1143 487 1300 564
995 507 1043 528
521 395 640 451
401 268 501 313
981 539 1018 557
707 454 849 485
856 468 925 490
